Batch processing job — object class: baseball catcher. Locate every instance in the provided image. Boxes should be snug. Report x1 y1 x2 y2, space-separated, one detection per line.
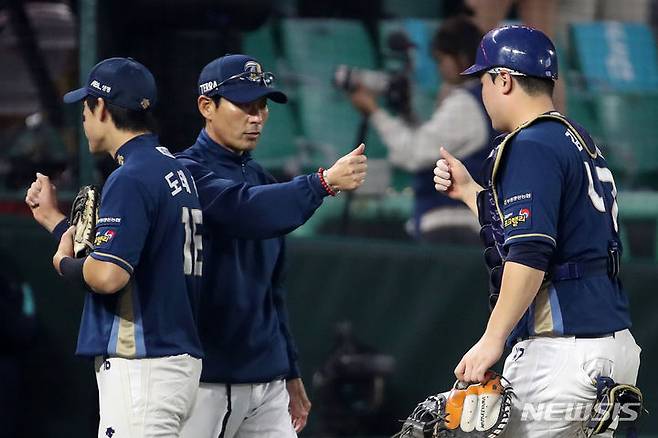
69 185 99 258
395 371 513 438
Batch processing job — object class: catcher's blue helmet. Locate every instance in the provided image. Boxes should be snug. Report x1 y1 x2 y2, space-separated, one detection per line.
461 25 558 80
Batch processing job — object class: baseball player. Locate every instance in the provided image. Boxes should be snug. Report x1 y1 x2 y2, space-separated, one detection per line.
433 26 641 436
25 57 204 437
177 54 367 438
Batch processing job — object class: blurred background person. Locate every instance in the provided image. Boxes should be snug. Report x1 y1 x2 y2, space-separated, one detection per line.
0 251 37 438
349 16 494 244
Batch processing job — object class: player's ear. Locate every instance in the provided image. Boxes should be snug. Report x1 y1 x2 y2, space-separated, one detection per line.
500 72 513 95
96 98 109 121
198 95 216 120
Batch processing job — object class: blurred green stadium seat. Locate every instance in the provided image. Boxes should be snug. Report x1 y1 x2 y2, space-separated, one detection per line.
280 19 388 166
570 22 658 92
594 93 658 188
618 190 658 262
569 22 658 188
382 0 442 18
242 21 279 72
281 19 377 77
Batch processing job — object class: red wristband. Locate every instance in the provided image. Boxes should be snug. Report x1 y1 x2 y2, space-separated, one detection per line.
317 168 337 197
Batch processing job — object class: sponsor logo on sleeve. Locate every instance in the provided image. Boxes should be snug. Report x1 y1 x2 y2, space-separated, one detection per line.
503 192 532 206
504 207 531 229
94 229 116 246
97 217 122 226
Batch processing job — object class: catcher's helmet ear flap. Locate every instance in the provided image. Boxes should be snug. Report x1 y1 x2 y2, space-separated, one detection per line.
461 25 558 80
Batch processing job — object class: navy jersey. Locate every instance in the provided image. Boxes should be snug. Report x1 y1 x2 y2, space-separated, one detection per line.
489 114 631 341
76 134 204 359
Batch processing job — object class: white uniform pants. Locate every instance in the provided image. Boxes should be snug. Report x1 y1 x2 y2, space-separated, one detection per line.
95 354 202 438
502 329 641 438
179 379 296 438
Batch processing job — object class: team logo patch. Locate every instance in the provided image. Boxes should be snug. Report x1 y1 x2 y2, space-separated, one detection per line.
503 204 532 229
244 60 263 81
94 229 116 246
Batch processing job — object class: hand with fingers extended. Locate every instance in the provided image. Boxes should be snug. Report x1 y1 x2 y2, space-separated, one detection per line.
324 143 368 192
25 172 66 232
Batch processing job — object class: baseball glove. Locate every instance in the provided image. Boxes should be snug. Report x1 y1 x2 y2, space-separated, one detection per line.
394 371 513 438
70 185 100 258
584 377 645 437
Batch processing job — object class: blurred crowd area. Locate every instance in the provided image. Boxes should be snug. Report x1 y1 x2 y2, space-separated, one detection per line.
2 0 658 260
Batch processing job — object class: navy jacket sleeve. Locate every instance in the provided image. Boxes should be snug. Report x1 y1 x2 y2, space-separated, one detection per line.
271 238 301 379
179 157 326 240
89 174 151 274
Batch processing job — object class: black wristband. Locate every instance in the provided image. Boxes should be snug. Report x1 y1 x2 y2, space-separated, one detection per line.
52 218 70 242
60 256 88 289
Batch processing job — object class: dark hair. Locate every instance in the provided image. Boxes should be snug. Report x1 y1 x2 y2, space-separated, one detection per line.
210 94 222 106
514 76 555 97
431 16 483 67
85 96 157 133
487 73 555 97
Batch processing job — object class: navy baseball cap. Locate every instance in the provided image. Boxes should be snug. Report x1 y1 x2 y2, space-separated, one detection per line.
198 54 287 104
63 57 157 110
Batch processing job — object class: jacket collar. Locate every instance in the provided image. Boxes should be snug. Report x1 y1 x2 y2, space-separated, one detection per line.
195 129 252 165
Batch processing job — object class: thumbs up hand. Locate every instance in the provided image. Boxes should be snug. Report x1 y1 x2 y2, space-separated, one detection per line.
324 143 368 192
434 147 481 208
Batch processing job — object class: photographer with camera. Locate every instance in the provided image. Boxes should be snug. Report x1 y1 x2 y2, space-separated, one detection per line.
350 16 494 244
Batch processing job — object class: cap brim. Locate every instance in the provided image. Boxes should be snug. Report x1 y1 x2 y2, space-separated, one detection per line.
219 84 288 104
63 87 90 104
460 64 489 76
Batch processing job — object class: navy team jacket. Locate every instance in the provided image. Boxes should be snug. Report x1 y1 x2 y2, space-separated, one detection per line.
177 129 328 383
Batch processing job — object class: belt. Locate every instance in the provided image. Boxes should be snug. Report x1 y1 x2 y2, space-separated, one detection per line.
575 332 615 339
518 332 615 342
549 258 609 281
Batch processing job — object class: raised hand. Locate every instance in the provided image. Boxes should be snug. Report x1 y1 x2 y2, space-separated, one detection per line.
324 143 367 192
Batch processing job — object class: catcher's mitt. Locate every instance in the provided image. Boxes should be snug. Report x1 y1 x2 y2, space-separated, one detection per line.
70 185 100 258
394 371 513 438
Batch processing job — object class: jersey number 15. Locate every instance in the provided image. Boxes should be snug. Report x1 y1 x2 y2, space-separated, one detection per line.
182 207 203 276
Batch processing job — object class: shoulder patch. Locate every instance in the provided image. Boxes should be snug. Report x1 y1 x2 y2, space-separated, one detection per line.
503 201 532 230
94 229 117 247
